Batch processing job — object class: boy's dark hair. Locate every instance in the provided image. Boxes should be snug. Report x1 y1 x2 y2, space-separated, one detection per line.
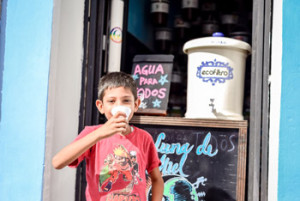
97 72 137 101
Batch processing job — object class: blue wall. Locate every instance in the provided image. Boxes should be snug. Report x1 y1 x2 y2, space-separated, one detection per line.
278 0 300 200
0 0 53 200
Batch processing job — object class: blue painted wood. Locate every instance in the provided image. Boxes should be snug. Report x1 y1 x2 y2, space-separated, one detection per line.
0 0 53 200
279 0 300 200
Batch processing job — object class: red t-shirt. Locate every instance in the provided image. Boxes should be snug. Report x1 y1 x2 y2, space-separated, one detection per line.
69 125 161 201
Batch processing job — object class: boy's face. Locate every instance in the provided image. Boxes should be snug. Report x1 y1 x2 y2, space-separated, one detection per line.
95 86 140 121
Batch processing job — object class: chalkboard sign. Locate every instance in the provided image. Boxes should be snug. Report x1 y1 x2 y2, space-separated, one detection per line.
131 55 174 115
130 116 247 201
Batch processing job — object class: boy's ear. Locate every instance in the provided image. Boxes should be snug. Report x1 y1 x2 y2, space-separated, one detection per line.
134 98 141 112
95 99 104 114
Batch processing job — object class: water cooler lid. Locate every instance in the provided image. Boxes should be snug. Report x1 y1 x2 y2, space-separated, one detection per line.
183 36 251 55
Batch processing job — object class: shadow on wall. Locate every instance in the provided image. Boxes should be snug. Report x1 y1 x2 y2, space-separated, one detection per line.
0 0 8 121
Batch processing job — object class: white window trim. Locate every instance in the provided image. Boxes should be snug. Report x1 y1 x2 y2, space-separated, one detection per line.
268 0 283 200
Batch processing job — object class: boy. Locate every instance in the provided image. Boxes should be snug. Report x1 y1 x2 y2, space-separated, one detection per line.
52 72 164 201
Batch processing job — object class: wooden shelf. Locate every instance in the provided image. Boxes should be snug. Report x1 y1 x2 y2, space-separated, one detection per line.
130 115 248 129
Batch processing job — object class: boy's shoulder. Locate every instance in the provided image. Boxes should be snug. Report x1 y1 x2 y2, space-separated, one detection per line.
132 126 153 139
77 125 102 139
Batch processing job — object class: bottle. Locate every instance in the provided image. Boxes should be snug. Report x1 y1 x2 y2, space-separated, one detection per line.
181 0 199 21
151 0 170 27
168 69 185 117
219 0 239 36
229 23 251 43
201 0 217 20
220 14 239 36
174 15 191 41
201 16 219 37
190 16 202 39
200 0 219 37
154 28 172 53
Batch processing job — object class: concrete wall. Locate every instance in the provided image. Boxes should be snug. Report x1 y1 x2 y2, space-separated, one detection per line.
43 0 84 200
278 0 300 200
0 0 53 200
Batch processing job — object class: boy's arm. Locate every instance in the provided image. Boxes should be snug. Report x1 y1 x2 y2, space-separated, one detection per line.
52 128 101 169
149 167 164 201
52 113 127 169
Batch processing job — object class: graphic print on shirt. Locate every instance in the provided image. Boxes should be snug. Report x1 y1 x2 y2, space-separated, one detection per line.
98 145 143 197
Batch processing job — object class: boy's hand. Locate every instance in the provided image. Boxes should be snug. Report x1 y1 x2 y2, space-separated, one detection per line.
98 111 128 138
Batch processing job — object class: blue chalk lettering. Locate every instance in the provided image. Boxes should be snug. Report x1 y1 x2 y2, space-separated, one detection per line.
196 133 218 157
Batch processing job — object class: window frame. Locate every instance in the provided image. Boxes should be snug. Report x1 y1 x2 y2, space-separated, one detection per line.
76 0 273 200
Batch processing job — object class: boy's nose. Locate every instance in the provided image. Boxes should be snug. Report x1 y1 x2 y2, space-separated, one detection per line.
115 101 123 106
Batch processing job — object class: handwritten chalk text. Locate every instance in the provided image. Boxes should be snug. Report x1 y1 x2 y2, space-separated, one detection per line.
155 132 193 177
133 64 164 76
139 77 158 85
196 132 218 157
137 88 166 99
